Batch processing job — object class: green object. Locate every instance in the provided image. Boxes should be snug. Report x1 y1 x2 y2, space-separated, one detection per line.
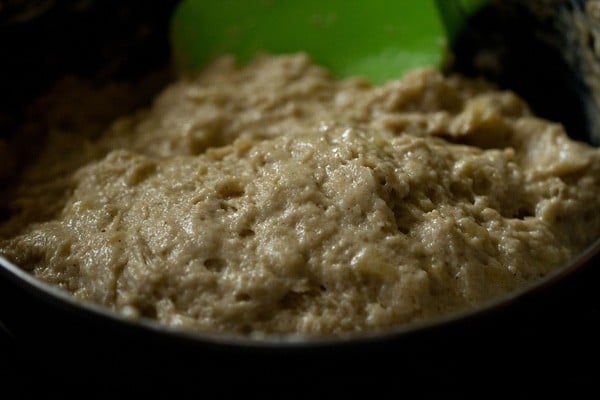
171 0 488 84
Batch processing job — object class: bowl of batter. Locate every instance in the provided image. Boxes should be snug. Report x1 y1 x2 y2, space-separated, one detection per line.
1 0 599 392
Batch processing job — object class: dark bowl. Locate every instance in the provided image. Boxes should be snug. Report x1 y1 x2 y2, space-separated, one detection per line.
1 1 599 396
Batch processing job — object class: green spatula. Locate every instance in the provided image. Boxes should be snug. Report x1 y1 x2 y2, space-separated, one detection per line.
171 0 488 84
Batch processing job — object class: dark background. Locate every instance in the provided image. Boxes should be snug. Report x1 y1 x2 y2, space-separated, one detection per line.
1 1 599 397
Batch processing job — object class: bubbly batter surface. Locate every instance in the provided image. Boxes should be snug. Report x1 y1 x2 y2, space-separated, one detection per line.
2 54 600 337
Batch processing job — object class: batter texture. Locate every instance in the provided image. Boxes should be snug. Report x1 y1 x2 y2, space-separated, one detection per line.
2 54 600 336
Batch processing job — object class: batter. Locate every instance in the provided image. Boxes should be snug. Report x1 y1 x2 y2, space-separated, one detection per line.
1 54 599 337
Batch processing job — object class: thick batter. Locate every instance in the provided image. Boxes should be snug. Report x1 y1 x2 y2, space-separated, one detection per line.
1 54 600 337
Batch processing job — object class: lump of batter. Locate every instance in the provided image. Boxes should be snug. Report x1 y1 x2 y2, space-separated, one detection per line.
1 54 600 337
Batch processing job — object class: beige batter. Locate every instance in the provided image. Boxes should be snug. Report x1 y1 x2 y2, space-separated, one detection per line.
1 54 600 337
